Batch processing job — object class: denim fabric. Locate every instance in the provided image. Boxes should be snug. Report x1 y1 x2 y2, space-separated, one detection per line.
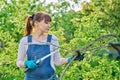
25 35 56 80
24 74 58 80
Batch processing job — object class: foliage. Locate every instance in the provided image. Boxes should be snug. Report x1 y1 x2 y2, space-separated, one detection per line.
64 54 120 80
0 0 120 80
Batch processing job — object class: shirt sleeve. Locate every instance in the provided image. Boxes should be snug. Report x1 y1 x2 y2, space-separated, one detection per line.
52 35 63 66
16 37 27 67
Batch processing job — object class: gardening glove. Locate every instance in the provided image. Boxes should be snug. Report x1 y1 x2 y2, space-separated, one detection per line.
24 60 38 69
68 50 84 62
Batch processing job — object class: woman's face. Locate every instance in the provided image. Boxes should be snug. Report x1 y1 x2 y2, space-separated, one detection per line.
35 19 50 33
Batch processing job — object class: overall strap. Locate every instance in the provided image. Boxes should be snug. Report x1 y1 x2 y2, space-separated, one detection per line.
27 35 32 43
47 34 52 42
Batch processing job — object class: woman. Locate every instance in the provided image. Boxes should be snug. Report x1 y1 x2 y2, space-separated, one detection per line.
16 11 83 80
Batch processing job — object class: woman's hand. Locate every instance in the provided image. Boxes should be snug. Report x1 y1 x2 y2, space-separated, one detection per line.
24 60 38 69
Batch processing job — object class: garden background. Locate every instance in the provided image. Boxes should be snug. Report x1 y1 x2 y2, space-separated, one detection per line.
0 0 120 80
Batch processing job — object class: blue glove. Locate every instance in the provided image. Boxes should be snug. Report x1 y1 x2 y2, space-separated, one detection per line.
68 57 72 63
24 60 37 69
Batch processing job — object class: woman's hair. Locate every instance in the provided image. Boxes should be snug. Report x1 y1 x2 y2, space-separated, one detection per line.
24 11 52 36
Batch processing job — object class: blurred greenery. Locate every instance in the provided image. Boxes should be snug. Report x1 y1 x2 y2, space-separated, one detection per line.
0 0 120 80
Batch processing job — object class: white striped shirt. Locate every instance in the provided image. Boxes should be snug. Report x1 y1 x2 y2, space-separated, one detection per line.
16 34 63 70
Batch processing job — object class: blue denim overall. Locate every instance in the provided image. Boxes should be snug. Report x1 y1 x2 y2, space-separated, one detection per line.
25 35 57 80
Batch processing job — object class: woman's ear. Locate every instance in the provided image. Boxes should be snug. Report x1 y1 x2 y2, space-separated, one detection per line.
34 21 38 26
